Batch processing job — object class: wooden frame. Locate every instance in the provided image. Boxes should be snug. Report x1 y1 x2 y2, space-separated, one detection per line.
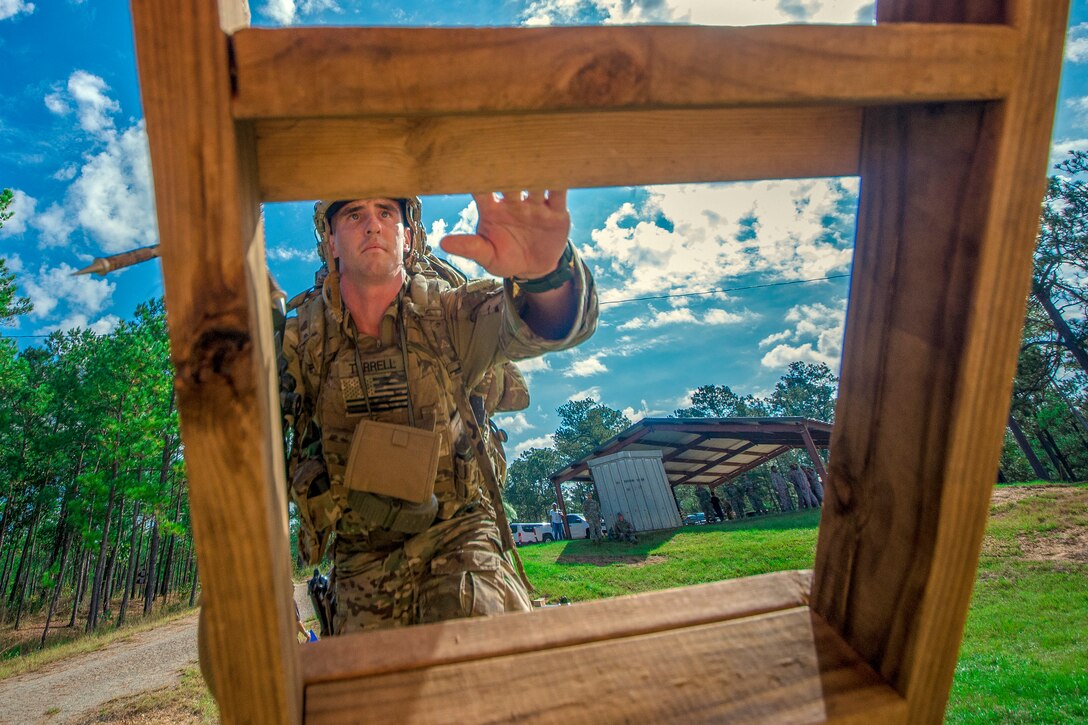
129 0 1068 722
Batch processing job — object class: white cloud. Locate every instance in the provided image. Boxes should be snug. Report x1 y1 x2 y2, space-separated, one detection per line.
435 200 496 279
39 312 121 336
621 400 661 423
0 189 36 236
67 71 120 137
617 305 750 330
31 203 75 248
564 353 608 377
1066 23 1088 63
759 300 846 370
523 0 871 26
44 91 69 116
23 263 116 320
515 434 555 456
261 0 339 25
0 0 34 21
568 386 601 402
516 356 551 375
494 412 534 435
53 165 78 182
68 122 156 253
267 245 319 263
589 180 857 304
1050 139 1088 171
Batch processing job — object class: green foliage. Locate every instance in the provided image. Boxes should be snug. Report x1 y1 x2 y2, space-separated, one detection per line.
0 257 32 326
674 384 768 417
505 447 565 523
553 399 631 461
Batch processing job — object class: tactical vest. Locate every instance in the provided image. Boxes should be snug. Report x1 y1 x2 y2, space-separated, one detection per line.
287 275 506 558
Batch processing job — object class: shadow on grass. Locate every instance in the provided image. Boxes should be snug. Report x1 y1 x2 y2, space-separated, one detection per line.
679 508 823 534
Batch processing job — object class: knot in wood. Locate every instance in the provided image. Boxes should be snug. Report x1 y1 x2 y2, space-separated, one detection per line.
568 51 643 105
179 328 253 393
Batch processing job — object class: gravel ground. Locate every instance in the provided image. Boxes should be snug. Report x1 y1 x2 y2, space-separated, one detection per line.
0 613 199 725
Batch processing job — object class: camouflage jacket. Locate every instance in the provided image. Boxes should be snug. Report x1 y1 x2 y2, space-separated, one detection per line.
283 257 598 563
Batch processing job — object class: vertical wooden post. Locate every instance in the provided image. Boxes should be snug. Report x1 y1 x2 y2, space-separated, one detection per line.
812 0 1068 722
799 425 828 483
130 0 301 722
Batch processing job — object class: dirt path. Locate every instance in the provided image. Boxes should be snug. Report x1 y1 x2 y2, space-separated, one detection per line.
0 613 199 724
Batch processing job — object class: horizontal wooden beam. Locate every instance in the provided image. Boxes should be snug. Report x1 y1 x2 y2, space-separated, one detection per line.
232 24 1015 120
305 593 905 722
255 106 861 201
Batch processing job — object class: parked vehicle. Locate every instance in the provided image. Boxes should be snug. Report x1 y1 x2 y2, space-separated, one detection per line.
684 512 707 526
510 522 545 546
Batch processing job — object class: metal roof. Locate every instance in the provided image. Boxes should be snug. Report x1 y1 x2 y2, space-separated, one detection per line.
549 417 832 488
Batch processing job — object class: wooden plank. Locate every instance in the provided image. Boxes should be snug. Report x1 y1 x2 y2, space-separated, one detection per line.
812 0 1068 722
301 569 812 684
306 606 905 724
130 1 300 722
230 24 1015 120
255 106 862 202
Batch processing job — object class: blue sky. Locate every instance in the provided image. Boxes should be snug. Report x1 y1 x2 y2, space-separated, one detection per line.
2 1 1087 456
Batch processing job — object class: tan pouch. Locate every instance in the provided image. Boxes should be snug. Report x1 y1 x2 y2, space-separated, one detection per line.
343 419 440 504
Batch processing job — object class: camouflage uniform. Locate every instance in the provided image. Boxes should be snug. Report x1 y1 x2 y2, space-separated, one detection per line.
724 481 746 519
743 476 767 515
787 465 818 509
770 468 793 511
612 515 638 543
283 259 598 635
804 466 825 505
583 495 602 544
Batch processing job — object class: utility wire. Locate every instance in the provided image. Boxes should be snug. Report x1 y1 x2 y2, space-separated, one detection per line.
599 273 850 306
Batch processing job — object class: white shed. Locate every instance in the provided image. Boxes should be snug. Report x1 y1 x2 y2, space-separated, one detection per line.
588 450 683 533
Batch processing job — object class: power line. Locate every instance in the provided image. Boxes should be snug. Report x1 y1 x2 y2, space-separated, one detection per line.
598 273 851 306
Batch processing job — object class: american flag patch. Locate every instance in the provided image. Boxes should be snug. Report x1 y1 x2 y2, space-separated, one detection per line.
341 354 408 415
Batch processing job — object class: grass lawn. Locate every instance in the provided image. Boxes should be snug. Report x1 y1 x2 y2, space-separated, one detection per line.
518 483 1087 723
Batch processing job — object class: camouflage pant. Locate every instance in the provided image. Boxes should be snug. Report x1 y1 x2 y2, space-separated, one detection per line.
331 508 532 635
587 516 602 542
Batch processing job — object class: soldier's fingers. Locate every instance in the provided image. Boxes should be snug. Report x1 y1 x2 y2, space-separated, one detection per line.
545 189 568 209
525 189 547 205
439 234 495 268
471 192 500 212
501 189 524 203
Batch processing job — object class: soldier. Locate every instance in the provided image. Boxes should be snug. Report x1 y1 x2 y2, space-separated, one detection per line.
583 493 603 544
282 191 598 635
724 480 746 520
708 490 726 523
612 512 638 544
770 465 794 512
788 463 819 509
804 465 825 505
743 476 767 515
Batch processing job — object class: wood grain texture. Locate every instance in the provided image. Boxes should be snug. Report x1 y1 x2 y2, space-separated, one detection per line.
812 0 1068 722
230 24 1015 120
301 569 812 685
306 607 905 724
130 1 300 722
254 106 862 202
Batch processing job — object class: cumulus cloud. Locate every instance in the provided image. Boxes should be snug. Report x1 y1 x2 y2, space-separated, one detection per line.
0 189 36 236
568 386 601 402
588 179 856 304
0 0 34 21
22 263 116 321
621 400 661 423
564 353 608 377
39 312 121 336
515 434 556 456
31 203 76 248
522 0 871 26
494 412 534 435
65 71 120 137
516 356 551 375
1067 23 1088 63
267 245 319 263
759 300 846 370
261 0 340 25
618 305 750 330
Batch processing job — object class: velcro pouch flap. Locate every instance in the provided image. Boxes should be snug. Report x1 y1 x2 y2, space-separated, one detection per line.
344 419 440 504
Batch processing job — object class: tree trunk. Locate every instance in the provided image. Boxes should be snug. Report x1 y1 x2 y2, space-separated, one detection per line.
86 479 118 632
142 519 160 615
130 516 146 599
6 505 38 617
40 529 72 649
103 496 125 615
0 488 17 570
1008 414 1051 480
1034 288 1088 375
188 562 199 607
13 518 40 630
1038 428 1076 480
67 547 89 628
117 502 141 628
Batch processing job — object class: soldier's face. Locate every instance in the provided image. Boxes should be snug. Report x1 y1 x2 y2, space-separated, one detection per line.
328 198 410 283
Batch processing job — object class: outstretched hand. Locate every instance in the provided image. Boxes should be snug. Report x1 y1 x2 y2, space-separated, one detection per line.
439 190 570 280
